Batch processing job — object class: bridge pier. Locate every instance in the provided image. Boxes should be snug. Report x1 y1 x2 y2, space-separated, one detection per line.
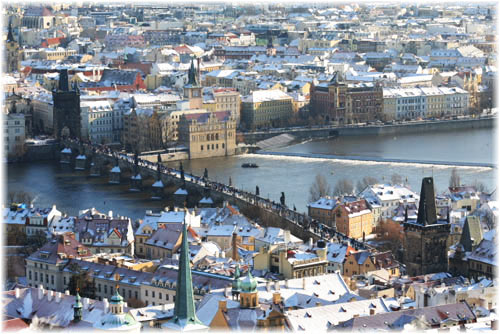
89 159 101 176
151 180 164 199
174 187 188 207
130 174 142 191
60 148 72 164
75 155 86 170
109 165 121 184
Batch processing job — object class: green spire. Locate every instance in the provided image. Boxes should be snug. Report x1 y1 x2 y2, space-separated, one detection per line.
169 222 204 327
74 291 83 322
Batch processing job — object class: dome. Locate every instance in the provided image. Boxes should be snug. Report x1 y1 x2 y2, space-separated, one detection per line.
110 290 124 304
240 271 257 293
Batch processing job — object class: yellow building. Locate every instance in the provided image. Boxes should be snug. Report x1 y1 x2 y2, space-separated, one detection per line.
333 200 373 239
253 244 328 279
178 110 237 160
298 38 340 52
307 197 337 226
343 250 400 278
241 89 293 130
40 48 77 60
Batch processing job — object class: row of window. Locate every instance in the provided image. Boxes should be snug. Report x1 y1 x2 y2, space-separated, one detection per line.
29 270 54 285
201 143 224 151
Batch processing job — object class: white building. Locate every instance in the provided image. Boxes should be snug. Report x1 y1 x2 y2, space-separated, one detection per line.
80 100 114 144
360 184 419 220
5 112 25 157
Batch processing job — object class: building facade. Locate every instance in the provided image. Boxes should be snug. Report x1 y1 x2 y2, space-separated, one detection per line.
178 110 236 159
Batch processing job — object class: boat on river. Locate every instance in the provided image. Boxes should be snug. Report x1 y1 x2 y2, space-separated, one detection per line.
241 163 259 168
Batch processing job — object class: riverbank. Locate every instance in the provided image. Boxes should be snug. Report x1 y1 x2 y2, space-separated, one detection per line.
240 117 496 144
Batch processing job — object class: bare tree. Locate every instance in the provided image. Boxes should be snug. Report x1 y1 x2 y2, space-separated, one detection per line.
449 168 461 188
390 173 403 185
484 210 496 230
472 179 488 193
309 174 331 202
333 179 354 196
7 190 35 205
356 176 379 193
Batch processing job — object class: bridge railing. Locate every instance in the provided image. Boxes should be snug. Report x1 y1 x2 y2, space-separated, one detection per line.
62 138 374 251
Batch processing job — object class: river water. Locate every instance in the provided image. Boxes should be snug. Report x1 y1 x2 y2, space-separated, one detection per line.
6 127 497 219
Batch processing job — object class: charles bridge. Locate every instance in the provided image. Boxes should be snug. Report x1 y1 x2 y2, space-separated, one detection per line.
59 138 373 251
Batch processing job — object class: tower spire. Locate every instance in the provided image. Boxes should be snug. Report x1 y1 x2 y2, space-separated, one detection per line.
73 290 83 322
187 58 199 86
7 23 14 43
416 177 437 226
163 222 205 330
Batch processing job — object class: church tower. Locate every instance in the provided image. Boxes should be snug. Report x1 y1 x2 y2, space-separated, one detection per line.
52 69 81 139
184 58 203 109
5 23 20 73
403 177 450 276
73 291 83 323
162 222 207 331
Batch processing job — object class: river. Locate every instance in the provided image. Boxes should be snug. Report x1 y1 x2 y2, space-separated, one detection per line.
6 127 497 219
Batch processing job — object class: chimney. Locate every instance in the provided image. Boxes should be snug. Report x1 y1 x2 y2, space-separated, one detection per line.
55 292 62 303
302 278 306 290
221 251 225 258
274 281 280 291
103 298 109 313
232 232 239 261
65 290 70 295
38 285 45 300
47 290 53 302
308 238 313 248
266 281 271 292
284 230 291 244
83 297 90 310
219 299 228 312
491 320 498 330
162 303 167 312
124 302 127 308
353 314 359 318
108 211 113 218
370 309 376 315
285 279 289 288
52 204 57 210
15 288 20 299
315 302 322 307
273 292 281 305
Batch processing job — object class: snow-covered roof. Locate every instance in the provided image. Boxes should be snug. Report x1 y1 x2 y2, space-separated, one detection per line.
308 197 337 210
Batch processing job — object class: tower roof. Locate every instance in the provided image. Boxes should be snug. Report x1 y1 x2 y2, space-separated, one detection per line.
240 271 257 292
416 177 437 226
58 69 69 92
163 222 205 330
110 286 124 304
186 58 200 87
7 23 15 43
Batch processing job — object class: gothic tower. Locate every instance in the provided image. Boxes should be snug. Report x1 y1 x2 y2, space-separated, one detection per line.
403 177 450 276
52 69 81 139
162 222 207 331
5 23 20 73
184 58 203 109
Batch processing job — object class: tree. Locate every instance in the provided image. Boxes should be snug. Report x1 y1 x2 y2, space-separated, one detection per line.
256 186 260 196
179 162 185 182
333 179 354 196
280 192 285 206
7 190 35 205
229 177 232 187
309 174 332 202
203 168 208 179
390 174 403 185
472 179 488 193
67 263 96 299
356 176 379 193
449 168 461 188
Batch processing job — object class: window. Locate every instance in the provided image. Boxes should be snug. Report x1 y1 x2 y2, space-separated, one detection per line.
201 145 203 151
145 290 148 297
104 285 108 294
159 292 162 300
35 272 38 281
98 283 101 292
152 291 155 298
46 275 49 283
29 270 32 280
135 291 138 299
51 275 54 285
129 290 132 298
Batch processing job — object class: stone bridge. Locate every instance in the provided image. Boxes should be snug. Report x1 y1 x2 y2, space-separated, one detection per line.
59 139 373 250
